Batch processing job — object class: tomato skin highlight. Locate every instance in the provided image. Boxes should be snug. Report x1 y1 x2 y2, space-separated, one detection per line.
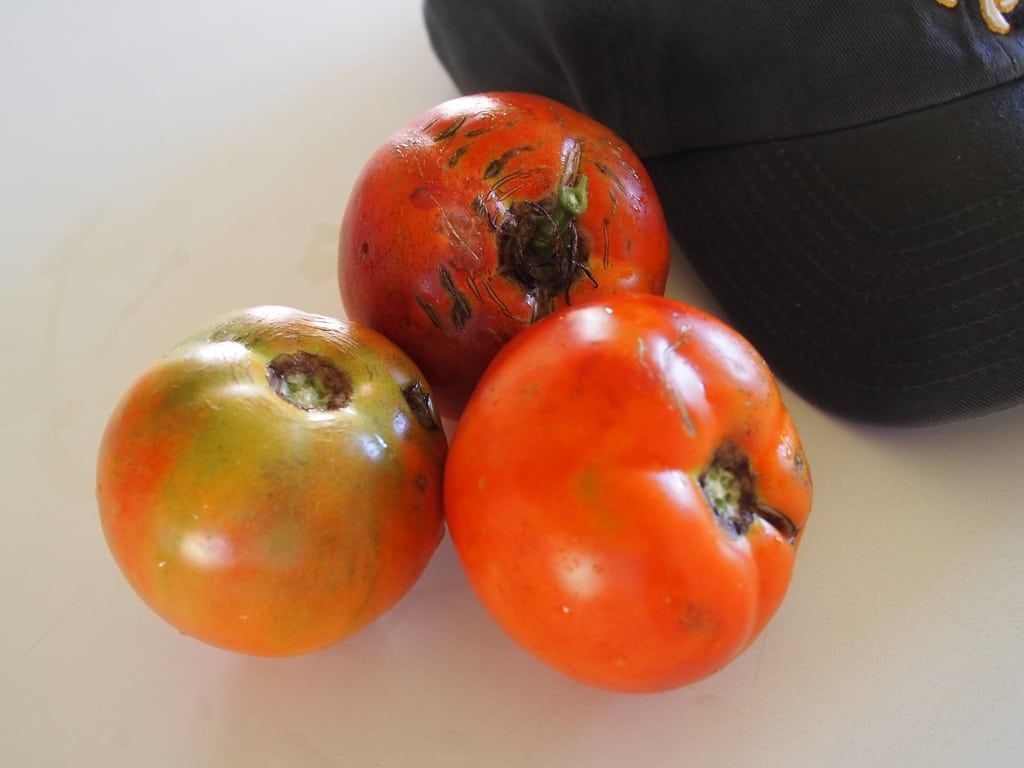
338 91 670 418
444 294 812 692
97 306 447 657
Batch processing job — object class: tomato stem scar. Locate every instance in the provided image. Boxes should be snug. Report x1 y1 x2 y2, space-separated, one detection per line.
700 463 747 532
699 443 799 543
531 173 589 260
497 172 594 321
267 351 352 411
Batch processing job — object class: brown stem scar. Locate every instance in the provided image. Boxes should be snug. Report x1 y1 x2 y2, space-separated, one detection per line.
495 165 593 320
267 351 352 411
699 443 799 544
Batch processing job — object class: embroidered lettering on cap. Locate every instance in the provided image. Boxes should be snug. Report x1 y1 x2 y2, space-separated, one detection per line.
935 0 1020 34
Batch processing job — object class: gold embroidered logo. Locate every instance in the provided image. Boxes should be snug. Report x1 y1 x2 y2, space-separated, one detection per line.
935 0 1019 34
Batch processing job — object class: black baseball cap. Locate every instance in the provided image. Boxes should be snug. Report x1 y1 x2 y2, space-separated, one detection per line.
423 1 1024 426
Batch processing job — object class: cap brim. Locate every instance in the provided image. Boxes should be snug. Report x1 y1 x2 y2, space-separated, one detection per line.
647 77 1024 426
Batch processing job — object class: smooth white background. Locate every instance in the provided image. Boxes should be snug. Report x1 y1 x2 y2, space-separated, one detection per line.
2 2 1023 766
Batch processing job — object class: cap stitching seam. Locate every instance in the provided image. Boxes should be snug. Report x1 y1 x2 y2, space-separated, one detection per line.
760 147 1024 288
747 148 1024 297
615 4 654 154
687 159 1024 380
788 145 1024 240
722 153 1024 349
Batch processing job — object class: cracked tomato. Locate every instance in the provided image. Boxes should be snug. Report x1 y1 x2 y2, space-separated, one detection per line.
338 91 670 418
444 293 812 692
97 306 447 656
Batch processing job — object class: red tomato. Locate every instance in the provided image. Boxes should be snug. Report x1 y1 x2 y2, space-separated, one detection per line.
97 306 447 656
338 91 670 417
444 294 812 692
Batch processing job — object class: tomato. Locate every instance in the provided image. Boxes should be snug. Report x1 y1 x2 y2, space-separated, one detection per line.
96 306 447 656
338 91 670 418
444 294 812 692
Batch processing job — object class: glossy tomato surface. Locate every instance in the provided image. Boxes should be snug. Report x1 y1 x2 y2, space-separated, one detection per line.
339 91 670 417
444 294 812 692
97 306 447 656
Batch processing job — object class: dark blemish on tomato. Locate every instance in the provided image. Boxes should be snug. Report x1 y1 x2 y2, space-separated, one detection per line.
680 603 710 633
409 186 437 210
591 160 628 196
433 115 467 142
464 272 483 301
483 145 534 180
415 294 443 331
699 443 799 544
422 115 440 132
415 474 428 492
602 219 611 269
360 241 370 256
465 127 491 138
402 381 440 432
489 169 540 201
267 351 352 411
471 193 501 231
439 265 473 330
482 159 503 180
448 144 470 168
482 278 522 323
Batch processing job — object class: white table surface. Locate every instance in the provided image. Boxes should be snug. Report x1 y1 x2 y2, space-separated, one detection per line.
3 2 1023 766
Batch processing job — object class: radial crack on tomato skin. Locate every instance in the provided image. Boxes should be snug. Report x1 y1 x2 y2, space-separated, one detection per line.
414 294 444 330
489 168 541 201
448 144 470 167
438 265 473 330
431 193 481 266
432 115 467 142
481 278 523 323
590 159 628 195
482 145 534 179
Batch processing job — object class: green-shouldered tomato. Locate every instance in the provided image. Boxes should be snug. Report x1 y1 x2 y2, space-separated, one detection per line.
97 306 447 656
